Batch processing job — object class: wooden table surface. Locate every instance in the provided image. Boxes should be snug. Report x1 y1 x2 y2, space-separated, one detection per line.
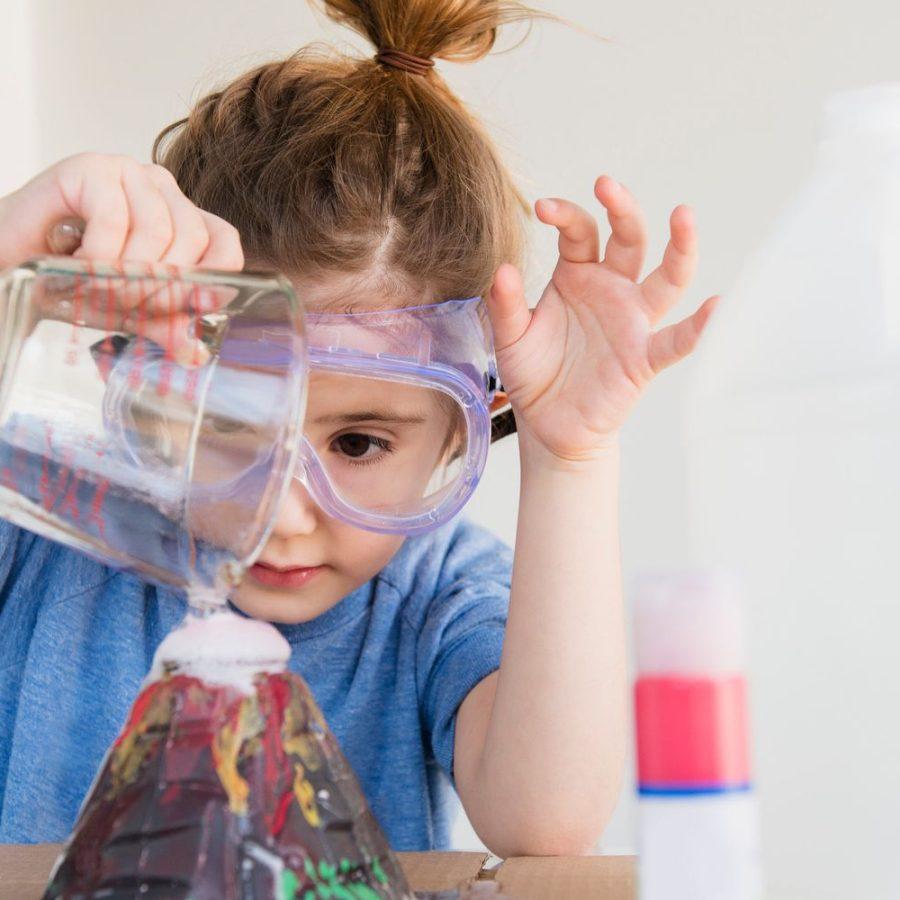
0 844 636 899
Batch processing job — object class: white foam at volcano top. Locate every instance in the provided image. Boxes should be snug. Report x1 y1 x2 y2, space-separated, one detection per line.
150 609 290 692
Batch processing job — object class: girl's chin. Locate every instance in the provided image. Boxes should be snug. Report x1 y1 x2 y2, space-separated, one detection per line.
230 592 327 625
230 578 337 625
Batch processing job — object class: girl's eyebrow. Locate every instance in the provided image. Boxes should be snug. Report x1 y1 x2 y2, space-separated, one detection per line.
312 411 428 426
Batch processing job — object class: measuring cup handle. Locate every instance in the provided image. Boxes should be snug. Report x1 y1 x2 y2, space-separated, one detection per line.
46 217 86 255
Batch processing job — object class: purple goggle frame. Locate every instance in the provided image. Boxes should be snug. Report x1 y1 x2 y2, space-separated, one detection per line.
99 296 516 536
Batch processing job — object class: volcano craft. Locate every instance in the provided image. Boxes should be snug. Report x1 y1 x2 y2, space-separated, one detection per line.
44 611 414 900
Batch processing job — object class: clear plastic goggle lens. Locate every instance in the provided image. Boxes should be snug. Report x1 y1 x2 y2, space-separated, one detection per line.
300 370 469 521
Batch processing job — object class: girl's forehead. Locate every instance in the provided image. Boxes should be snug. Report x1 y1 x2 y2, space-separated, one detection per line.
304 372 445 421
289 270 433 315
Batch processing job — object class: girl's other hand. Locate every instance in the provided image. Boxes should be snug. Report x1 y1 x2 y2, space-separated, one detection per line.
0 153 243 271
486 176 719 464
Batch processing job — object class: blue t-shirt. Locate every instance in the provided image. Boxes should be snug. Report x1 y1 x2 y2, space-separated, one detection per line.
0 516 510 849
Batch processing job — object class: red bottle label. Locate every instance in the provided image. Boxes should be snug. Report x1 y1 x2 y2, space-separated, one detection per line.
635 675 751 790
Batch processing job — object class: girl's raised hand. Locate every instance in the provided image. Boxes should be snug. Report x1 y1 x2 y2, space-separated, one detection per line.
487 176 719 463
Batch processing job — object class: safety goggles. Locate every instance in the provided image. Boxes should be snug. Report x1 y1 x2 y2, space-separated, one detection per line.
99 296 515 536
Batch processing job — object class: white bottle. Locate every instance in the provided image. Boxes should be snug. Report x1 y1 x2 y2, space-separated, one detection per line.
634 570 762 900
686 83 900 900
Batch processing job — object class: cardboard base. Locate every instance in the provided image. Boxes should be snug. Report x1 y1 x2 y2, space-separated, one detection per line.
397 851 490 892
497 854 636 899
0 844 636 899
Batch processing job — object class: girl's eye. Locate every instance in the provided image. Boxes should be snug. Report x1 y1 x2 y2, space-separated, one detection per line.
209 416 253 435
331 433 393 462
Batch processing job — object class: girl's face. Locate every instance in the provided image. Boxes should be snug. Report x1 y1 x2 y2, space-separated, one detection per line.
230 272 459 625
232 476 405 624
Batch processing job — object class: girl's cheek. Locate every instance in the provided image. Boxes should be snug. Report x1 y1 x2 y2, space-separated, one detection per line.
335 527 405 580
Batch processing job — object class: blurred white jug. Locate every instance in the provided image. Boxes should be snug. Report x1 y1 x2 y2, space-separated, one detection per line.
686 83 900 900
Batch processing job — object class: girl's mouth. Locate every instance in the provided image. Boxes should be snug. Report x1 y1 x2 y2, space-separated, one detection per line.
248 562 327 590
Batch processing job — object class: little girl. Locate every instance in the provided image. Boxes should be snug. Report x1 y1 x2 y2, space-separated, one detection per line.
0 0 716 855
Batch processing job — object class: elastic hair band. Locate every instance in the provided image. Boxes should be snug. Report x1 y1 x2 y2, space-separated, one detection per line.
375 47 435 76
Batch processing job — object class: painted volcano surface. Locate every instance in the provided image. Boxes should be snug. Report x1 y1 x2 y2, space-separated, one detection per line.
44 666 413 899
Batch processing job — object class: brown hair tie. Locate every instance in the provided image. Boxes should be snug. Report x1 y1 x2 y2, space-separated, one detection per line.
375 47 435 76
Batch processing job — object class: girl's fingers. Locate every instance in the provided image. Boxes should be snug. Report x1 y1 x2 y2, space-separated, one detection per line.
46 217 86 255
142 284 239 324
69 159 130 261
487 263 532 351
639 205 698 322
648 294 720 373
12 154 237 274
118 159 174 262
595 176 647 281
142 314 210 367
197 211 244 271
535 198 600 264
145 164 212 266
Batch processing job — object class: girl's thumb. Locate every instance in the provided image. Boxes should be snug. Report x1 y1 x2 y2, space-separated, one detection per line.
487 263 531 352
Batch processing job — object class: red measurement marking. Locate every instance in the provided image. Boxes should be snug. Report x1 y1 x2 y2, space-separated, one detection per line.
187 282 201 317
37 425 69 514
37 457 51 509
129 271 149 390
85 477 109 538
98 262 118 381
65 273 85 366
58 468 82 522
31 426 111 530
38 425 56 510
191 283 204 365
180 282 205 404
156 275 176 398
38 457 70 514
89 263 121 378
84 432 106 460
185 368 200 405
87 260 103 352
56 444 81 522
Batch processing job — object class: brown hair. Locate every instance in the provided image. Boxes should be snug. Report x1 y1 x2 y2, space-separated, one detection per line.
152 1 544 304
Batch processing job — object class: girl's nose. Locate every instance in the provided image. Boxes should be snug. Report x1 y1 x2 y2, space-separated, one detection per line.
270 475 319 537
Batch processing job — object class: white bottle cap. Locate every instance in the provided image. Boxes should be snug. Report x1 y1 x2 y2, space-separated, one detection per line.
634 569 746 676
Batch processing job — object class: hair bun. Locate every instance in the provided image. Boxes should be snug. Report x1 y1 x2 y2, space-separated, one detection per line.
317 0 539 64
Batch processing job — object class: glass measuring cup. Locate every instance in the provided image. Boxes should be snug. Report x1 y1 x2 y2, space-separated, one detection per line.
0 256 307 603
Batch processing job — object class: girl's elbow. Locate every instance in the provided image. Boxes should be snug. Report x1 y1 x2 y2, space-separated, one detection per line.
467 766 623 858
487 831 597 859
479 808 612 859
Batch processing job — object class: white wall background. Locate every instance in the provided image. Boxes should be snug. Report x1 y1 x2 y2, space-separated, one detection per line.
3 0 898 884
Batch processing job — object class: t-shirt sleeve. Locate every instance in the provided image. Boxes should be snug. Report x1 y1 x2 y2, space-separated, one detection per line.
416 530 511 785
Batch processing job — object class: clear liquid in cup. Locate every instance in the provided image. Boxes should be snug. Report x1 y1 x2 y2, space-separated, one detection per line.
0 258 307 598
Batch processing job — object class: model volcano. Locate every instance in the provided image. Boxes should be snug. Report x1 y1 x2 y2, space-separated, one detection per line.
44 611 414 900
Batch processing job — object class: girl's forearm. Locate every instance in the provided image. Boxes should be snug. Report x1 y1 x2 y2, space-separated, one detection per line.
467 435 627 855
